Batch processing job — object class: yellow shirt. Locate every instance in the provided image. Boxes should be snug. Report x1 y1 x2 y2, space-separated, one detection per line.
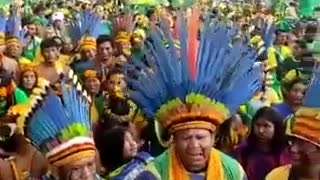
19 57 32 65
252 87 282 106
266 165 291 180
266 46 292 70
90 102 99 124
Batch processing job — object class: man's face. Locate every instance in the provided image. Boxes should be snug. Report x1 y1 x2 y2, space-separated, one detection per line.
81 49 96 61
84 77 101 95
6 43 22 59
42 47 59 64
97 41 113 62
60 155 96 180
173 128 215 172
276 33 287 45
27 24 37 36
290 137 320 166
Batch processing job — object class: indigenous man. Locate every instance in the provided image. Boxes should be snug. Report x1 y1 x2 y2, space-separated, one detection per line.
129 8 262 180
70 37 97 76
18 71 101 180
0 24 18 77
95 35 115 81
36 38 69 85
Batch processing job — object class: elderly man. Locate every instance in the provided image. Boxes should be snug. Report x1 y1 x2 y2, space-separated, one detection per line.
127 9 263 180
18 70 102 180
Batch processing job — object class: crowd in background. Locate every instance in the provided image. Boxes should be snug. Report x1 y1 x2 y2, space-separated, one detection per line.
0 0 319 179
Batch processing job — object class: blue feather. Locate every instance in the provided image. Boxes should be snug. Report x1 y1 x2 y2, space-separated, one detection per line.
0 12 6 33
25 77 91 152
303 65 320 107
125 14 262 122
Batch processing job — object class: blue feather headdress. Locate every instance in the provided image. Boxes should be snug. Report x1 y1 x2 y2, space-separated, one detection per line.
0 12 6 34
5 12 26 41
18 70 95 167
126 9 263 135
69 10 102 43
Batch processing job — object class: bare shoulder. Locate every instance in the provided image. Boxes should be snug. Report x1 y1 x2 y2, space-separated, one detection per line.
30 148 48 177
0 157 15 180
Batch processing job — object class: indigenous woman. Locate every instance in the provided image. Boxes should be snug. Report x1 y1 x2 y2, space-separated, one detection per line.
234 107 291 180
94 122 153 179
266 67 320 180
18 63 47 97
272 78 307 120
131 8 262 180
0 70 28 116
18 71 101 180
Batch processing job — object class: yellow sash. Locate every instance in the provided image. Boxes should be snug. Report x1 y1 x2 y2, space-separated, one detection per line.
168 147 224 180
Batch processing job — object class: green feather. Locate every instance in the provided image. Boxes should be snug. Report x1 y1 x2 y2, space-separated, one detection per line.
59 123 89 141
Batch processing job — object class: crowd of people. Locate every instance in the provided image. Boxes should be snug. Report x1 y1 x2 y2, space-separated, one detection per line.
0 0 319 179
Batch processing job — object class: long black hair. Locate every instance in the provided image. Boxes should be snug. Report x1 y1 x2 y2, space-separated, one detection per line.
94 122 129 172
247 107 288 154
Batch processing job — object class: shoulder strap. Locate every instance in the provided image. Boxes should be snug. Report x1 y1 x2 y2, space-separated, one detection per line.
29 148 38 173
8 157 20 180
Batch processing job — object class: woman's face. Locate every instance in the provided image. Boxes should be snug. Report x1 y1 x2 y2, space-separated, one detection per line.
254 117 275 144
60 155 96 180
122 131 138 160
22 71 36 90
287 82 306 106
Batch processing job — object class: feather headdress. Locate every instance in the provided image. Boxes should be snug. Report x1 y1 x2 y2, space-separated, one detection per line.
126 8 262 136
17 70 95 167
287 63 320 147
112 13 135 43
0 12 6 44
5 10 26 46
69 10 102 47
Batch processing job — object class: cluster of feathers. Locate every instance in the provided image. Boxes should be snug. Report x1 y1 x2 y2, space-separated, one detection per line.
125 10 264 121
16 70 92 153
0 9 26 42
